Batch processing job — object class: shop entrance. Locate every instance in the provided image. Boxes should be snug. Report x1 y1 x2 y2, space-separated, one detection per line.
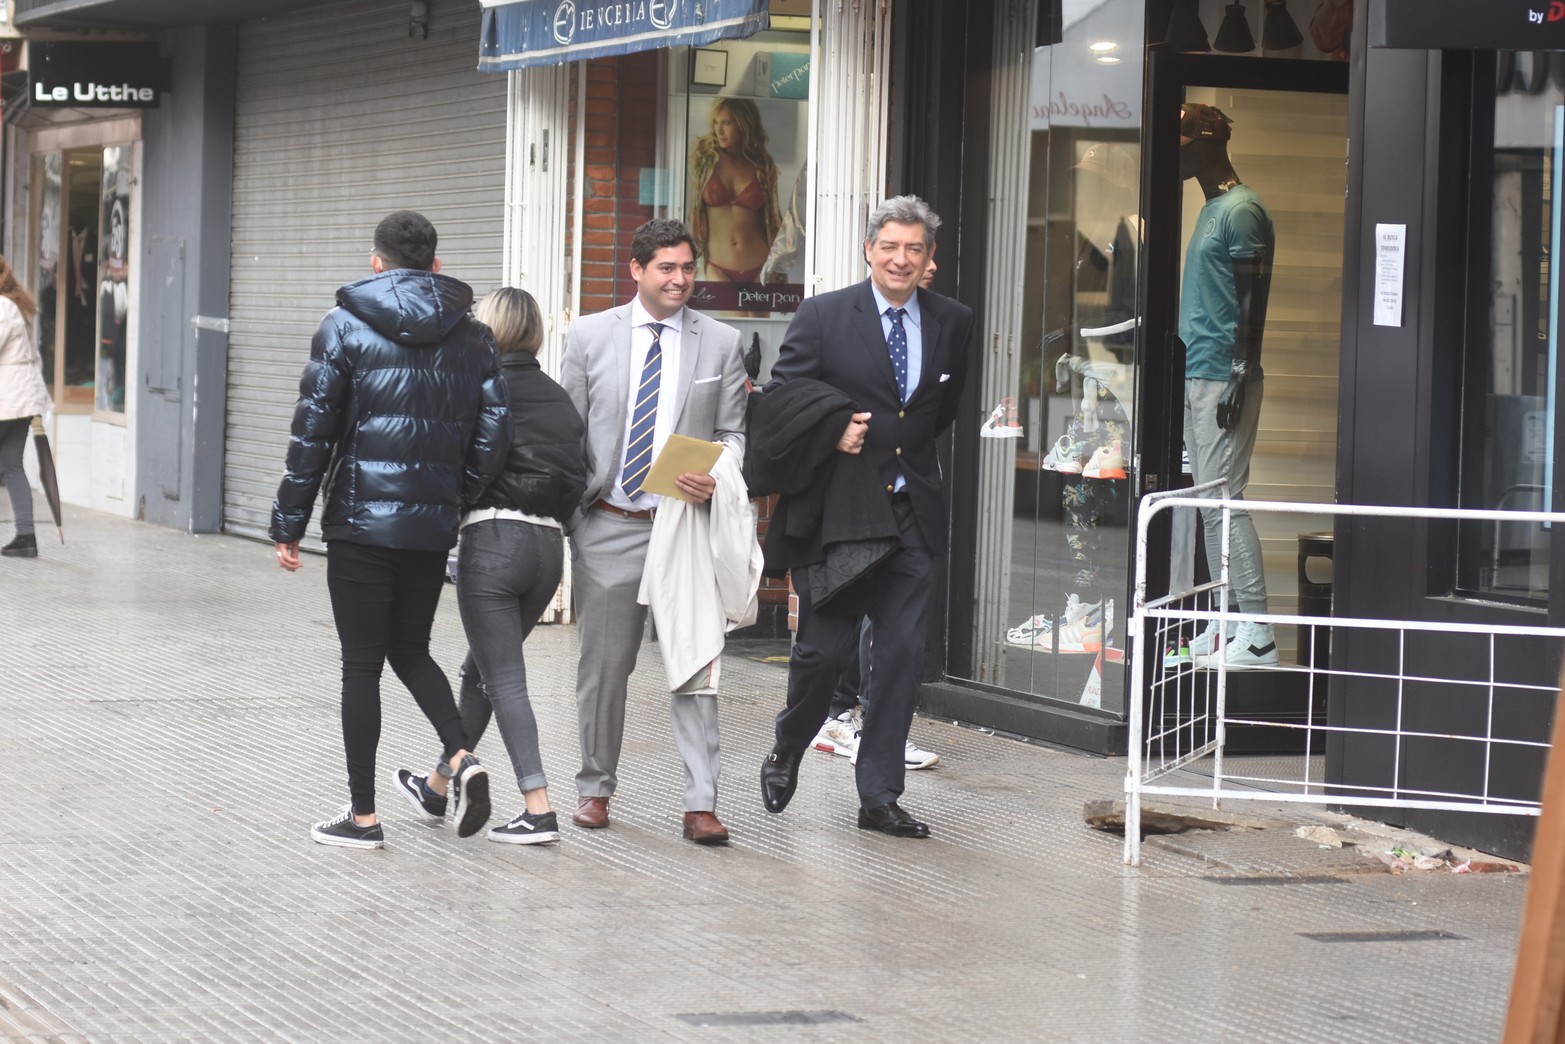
1137 53 1349 724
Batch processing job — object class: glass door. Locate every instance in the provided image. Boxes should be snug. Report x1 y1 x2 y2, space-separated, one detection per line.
31 144 132 418
1139 52 1348 680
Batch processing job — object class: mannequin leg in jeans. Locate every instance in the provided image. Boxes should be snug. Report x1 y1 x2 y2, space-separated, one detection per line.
1184 377 1268 613
326 541 475 826
426 520 562 816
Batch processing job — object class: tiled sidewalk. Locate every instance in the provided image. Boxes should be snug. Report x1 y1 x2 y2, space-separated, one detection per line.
0 505 1527 1042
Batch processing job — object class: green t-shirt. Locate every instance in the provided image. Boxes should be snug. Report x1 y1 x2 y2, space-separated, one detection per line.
1178 185 1274 380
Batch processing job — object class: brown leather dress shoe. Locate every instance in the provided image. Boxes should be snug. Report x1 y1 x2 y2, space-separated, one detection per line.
681 811 730 845
572 796 609 828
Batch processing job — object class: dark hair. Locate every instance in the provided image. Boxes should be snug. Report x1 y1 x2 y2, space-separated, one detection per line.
372 210 438 271
629 219 696 267
475 286 544 355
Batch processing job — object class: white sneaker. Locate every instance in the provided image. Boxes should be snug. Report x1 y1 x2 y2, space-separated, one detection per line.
1006 594 1092 647
1040 434 1086 474
979 400 1024 439
813 712 859 758
1187 619 1231 658
847 737 941 769
1055 601 1108 653
903 740 940 770
1193 622 1279 671
1082 439 1127 480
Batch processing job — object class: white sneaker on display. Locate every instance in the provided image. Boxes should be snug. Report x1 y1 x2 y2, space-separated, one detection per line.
1187 618 1232 658
1006 594 1095 648
1193 621 1280 671
1082 439 1127 480
1055 601 1108 654
980 399 1024 439
1040 434 1086 474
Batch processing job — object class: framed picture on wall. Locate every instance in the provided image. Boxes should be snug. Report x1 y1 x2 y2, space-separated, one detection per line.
691 48 728 87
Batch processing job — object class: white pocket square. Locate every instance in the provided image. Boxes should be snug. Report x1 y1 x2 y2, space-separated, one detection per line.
692 374 723 385
939 373 952 383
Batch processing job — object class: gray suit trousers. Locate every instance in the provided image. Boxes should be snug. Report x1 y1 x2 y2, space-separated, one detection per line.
570 508 722 811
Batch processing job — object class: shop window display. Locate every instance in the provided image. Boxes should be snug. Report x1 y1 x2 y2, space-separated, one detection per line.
665 14 811 376
1456 62 1562 602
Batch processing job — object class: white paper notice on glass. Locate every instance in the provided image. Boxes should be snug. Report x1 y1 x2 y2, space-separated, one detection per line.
1373 223 1407 327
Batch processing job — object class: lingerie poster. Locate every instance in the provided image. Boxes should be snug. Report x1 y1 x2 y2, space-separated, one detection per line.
686 81 807 316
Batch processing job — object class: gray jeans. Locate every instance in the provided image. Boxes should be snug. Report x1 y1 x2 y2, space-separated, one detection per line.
0 418 33 537
449 519 564 796
1184 377 1268 614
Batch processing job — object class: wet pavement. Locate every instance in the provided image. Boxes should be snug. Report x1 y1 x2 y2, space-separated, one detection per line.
0 503 1528 1041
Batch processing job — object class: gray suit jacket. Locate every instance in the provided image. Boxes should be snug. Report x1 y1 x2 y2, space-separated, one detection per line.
559 302 748 531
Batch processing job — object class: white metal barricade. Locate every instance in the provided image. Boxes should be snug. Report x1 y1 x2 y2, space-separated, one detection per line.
1125 487 1565 866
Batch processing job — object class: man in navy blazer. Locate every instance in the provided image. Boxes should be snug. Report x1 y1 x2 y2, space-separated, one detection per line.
759 195 974 838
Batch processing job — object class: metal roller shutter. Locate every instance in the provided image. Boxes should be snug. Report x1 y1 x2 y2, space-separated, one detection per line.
224 0 506 543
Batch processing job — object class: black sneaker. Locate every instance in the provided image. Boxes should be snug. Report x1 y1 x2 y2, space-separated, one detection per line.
1 533 37 558
393 768 447 822
488 810 560 845
311 806 385 849
449 754 491 838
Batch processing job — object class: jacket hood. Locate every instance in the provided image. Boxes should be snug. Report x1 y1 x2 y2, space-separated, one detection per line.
337 269 476 346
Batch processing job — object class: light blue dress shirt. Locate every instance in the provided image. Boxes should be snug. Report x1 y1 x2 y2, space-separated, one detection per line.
869 284 922 492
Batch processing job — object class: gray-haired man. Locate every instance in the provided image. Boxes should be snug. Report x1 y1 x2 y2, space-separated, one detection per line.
758 195 973 838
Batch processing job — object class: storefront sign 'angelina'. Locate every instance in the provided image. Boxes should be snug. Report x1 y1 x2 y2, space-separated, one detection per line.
479 0 771 72
27 42 162 109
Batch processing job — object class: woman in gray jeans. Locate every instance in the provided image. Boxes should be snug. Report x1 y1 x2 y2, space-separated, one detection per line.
394 288 586 844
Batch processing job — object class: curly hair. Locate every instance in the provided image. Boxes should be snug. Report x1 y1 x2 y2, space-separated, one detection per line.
688 98 782 264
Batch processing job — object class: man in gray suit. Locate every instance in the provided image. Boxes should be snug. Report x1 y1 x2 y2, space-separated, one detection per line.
560 218 748 845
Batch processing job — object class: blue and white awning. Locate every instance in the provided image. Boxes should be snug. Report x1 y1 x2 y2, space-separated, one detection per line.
479 0 771 72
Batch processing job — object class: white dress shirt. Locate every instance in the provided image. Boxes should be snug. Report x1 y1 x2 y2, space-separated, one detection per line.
607 299 685 511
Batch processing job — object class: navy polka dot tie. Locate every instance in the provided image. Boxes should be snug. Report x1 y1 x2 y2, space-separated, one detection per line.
886 307 909 402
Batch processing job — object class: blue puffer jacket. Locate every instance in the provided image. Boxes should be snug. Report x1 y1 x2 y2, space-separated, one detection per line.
269 269 511 551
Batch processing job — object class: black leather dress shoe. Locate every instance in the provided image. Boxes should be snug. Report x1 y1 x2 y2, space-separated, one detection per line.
857 802 930 838
761 747 803 813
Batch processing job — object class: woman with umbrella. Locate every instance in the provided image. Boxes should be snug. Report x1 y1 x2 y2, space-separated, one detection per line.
0 255 49 559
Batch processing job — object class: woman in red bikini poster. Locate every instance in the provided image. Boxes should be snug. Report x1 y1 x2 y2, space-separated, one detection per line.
687 96 804 314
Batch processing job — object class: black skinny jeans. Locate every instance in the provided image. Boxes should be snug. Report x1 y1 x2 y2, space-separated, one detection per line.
326 541 467 816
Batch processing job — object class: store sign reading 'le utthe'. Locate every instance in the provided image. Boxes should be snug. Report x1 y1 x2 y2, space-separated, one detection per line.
27 42 161 109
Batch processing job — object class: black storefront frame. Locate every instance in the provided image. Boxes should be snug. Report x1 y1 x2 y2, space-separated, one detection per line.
1326 2 1563 860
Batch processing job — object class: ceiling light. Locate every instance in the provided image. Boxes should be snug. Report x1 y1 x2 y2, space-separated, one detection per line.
1095 55 1123 64
1214 2 1256 53
1089 41 1118 53
1165 0 1210 52
1262 0 1304 50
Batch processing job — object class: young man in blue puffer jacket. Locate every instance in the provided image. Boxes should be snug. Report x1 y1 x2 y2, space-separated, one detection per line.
270 210 512 850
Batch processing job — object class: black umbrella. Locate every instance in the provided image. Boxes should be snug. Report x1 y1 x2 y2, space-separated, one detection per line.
29 416 62 543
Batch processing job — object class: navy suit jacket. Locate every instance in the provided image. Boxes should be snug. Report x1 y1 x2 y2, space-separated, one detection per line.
765 279 974 557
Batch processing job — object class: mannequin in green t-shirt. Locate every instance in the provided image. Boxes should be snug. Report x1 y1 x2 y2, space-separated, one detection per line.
1177 102 1278 670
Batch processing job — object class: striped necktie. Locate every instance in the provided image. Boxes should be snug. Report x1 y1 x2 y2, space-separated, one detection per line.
621 322 664 500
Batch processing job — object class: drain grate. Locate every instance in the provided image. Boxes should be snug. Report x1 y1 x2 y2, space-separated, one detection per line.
1298 929 1463 943
1206 875 1347 886
675 1011 860 1028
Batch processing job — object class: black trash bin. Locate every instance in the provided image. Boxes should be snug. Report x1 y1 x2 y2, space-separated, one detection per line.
1296 532 1333 670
